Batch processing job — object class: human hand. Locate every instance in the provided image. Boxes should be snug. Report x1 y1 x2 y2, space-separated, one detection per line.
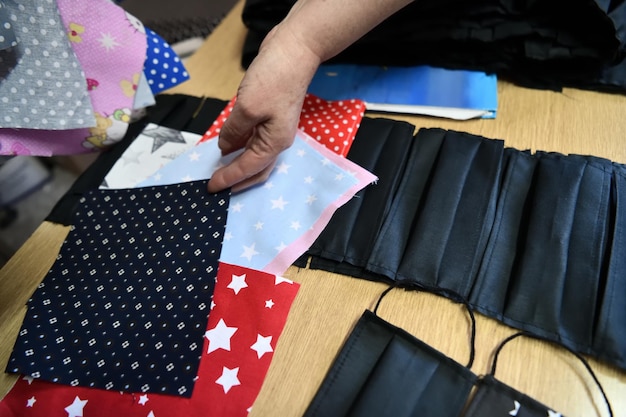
207 26 321 193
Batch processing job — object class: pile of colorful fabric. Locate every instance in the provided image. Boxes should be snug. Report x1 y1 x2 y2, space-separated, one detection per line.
0 93 374 416
0 0 190 156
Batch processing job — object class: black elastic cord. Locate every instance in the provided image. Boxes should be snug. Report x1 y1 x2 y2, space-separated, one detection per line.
373 283 399 315
490 331 613 417
372 281 477 369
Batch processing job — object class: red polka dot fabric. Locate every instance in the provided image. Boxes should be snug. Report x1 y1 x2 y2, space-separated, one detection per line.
199 93 365 157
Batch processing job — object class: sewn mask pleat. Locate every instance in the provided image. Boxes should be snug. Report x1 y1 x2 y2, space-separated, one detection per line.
306 117 414 265
366 128 446 279
304 311 476 417
502 154 598 344
591 168 626 369
302 311 396 417
342 120 416 267
469 149 536 315
346 333 470 417
394 131 504 295
556 156 612 346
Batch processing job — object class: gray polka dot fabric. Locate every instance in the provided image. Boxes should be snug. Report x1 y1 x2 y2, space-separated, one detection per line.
0 1 17 50
7 180 231 397
0 0 95 129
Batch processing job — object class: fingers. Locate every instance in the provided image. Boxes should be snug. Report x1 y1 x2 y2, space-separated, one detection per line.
217 100 259 156
207 147 277 193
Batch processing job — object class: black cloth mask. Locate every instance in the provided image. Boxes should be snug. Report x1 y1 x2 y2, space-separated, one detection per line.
304 286 613 417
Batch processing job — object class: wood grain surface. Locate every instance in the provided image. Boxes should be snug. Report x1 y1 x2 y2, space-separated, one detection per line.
2 1 625 415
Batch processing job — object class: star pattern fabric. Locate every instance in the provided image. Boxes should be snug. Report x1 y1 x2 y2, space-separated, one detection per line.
138 130 377 275
101 123 200 189
0 0 94 130
7 181 230 397
200 93 365 157
144 28 190 94
0 262 300 417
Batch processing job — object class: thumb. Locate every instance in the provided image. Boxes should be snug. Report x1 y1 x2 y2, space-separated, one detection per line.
217 101 261 155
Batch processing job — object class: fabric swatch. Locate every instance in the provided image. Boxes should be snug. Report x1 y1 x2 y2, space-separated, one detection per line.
0 0 17 50
0 262 300 416
200 93 365 157
0 0 94 130
138 130 377 275
101 123 200 189
7 181 230 397
144 27 190 94
133 72 156 110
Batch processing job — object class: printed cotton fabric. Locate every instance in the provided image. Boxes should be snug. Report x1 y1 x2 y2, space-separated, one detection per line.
200 93 365 157
0 1 17 50
0 4 190 157
101 123 201 189
7 181 230 397
138 130 377 275
0 0 94 130
144 28 190 94
0 262 300 416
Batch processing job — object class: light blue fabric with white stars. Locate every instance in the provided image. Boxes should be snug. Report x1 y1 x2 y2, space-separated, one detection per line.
138 130 376 274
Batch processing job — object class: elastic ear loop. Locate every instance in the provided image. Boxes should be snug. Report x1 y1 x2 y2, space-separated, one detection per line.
490 331 613 417
373 281 477 369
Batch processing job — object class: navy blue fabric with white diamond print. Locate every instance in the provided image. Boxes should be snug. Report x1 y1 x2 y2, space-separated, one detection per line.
7 180 230 397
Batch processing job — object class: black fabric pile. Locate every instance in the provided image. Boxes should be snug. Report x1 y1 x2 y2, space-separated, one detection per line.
241 0 626 92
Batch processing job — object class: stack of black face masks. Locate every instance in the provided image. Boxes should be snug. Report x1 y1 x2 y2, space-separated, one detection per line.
240 0 626 93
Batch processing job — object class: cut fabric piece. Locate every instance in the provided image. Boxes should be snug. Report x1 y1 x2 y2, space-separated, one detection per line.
7 181 230 397
132 72 156 110
45 95 229 224
200 93 365 157
101 123 201 189
0 0 17 50
143 27 190 94
0 262 300 416
138 130 377 275
56 0 147 149
0 0 94 130
0 0 150 156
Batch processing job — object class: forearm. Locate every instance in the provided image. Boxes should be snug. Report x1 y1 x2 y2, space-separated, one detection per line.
276 0 414 63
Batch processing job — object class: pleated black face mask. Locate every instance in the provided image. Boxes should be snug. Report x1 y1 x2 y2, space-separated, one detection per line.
303 285 478 417
464 332 614 417
304 285 614 417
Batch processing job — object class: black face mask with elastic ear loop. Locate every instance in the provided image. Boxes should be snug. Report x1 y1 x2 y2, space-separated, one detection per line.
303 281 478 417
304 282 614 417
462 331 614 417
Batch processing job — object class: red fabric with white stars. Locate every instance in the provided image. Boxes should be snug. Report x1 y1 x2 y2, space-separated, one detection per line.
199 93 365 157
0 262 300 417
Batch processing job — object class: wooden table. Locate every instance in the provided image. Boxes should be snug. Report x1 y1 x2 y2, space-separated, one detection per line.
2 1 626 415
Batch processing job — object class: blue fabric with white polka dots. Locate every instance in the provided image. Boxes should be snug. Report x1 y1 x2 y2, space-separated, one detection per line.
7 180 230 397
144 27 190 94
